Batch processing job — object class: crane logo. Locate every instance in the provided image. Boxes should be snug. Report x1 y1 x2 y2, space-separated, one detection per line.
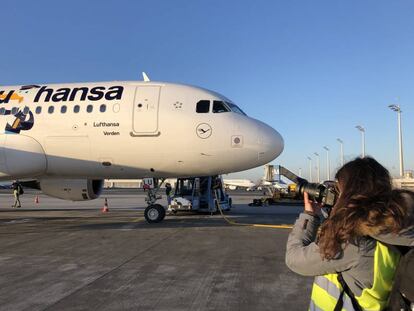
196 123 212 139
4 108 34 134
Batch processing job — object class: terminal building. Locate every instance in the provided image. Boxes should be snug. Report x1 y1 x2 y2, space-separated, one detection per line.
392 171 414 191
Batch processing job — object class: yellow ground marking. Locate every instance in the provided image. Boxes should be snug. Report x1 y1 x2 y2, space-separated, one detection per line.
217 201 293 229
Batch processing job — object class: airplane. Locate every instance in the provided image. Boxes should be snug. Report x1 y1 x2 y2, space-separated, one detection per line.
0 74 284 222
260 180 289 190
223 179 256 191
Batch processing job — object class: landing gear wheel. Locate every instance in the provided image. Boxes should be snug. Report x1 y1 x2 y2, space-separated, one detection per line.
144 204 166 223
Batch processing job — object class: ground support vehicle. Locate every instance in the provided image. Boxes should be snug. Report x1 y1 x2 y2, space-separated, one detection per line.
168 176 231 214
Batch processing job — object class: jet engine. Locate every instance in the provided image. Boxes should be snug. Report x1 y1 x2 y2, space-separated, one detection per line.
39 179 104 201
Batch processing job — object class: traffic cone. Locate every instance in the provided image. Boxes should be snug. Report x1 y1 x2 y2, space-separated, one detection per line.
102 198 109 213
35 195 39 204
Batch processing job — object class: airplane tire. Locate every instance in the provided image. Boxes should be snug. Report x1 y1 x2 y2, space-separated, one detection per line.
144 204 166 223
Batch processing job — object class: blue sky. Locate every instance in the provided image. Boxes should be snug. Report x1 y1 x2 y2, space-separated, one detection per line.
2 0 414 181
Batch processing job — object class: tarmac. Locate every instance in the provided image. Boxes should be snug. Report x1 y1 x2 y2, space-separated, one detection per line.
0 189 312 311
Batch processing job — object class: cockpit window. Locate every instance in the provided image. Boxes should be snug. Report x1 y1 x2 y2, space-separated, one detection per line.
196 100 210 113
226 102 247 116
213 101 230 113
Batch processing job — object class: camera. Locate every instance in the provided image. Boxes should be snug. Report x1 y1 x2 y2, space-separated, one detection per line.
273 166 338 209
295 179 338 207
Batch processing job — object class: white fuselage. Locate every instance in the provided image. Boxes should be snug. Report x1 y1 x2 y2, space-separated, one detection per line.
223 179 256 190
0 81 284 181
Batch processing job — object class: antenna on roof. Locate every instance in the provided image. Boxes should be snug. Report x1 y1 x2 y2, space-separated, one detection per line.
142 72 150 82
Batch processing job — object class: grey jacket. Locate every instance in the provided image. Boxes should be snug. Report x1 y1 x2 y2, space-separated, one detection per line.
285 212 414 297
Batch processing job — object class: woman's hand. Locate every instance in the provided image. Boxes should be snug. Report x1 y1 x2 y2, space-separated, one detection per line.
304 192 322 214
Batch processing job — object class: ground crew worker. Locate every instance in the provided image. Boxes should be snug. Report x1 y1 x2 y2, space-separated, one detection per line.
11 180 23 208
286 157 414 310
165 183 173 206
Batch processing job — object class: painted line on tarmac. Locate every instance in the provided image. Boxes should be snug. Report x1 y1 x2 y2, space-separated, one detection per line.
252 224 293 229
3 218 34 224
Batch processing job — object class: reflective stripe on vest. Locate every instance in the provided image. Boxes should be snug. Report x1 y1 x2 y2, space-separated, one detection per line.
309 242 400 311
310 274 355 311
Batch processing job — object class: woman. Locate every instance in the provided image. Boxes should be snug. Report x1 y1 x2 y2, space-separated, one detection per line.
286 157 414 310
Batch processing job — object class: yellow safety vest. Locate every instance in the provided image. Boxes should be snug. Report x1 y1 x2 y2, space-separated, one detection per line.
309 242 400 311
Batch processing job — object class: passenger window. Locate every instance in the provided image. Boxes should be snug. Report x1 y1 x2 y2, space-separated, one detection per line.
61 106 67 113
48 106 54 114
196 100 210 113
87 105 93 113
74 105 80 113
213 101 230 113
23 106 30 114
35 106 42 114
100 104 106 113
0 108 5 115
11 107 18 115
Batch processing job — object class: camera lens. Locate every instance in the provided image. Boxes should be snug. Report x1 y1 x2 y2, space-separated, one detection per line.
296 180 326 203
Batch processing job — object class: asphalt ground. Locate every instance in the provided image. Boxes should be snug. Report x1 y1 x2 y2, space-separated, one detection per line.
0 189 312 311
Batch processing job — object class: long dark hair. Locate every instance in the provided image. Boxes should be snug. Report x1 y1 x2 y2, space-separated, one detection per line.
318 157 411 260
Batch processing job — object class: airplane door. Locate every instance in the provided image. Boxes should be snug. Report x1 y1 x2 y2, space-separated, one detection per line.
132 86 160 136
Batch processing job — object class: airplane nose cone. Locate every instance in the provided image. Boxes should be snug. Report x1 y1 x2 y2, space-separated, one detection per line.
257 123 284 163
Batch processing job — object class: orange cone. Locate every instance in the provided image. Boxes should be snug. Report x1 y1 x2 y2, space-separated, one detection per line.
35 195 39 204
102 198 109 213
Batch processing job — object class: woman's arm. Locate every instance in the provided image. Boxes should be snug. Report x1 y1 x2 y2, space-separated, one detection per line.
285 213 360 276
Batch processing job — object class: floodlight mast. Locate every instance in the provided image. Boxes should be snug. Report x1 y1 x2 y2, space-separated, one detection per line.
337 138 344 167
388 104 404 177
323 146 330 180
355 125 365 157
314 152 320 182
307 156 312 182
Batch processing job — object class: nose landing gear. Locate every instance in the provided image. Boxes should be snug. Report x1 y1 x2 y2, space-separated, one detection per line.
143 178 166 223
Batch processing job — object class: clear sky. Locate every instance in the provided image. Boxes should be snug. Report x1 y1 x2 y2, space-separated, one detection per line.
2 0 414 181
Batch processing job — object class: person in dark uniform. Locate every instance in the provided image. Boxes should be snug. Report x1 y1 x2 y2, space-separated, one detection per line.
11 180 23 208
165 183 173 206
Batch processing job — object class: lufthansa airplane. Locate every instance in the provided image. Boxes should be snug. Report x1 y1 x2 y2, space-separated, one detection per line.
223 179 257 191
0 76 284 221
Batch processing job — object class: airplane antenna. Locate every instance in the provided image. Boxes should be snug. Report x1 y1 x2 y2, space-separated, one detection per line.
142 72 150 82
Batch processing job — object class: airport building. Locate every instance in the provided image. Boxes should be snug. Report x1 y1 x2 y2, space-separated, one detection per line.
392 171 414 191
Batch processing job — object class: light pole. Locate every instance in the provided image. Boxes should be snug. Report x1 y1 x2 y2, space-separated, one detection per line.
307 156 312 182
337 138 344 167
323 146 330 180
355 125 365 157
314 152 320 182
389 104 404 177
